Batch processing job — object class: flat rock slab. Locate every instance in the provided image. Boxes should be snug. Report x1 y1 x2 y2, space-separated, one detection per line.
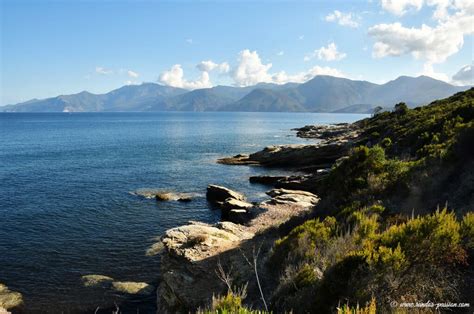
0 283 23 310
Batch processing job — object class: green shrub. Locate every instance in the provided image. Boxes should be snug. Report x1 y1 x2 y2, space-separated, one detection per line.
272 217 336 269
461 212 474 250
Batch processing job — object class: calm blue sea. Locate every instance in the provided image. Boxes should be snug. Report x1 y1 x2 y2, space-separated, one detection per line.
0 112 367 312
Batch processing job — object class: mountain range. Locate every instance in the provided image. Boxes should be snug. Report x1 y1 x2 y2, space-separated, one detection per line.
2 75 469 113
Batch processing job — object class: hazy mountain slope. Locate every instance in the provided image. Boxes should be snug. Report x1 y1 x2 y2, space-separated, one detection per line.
295 75 378 112
332 103 376 114
3 83 185 112
102 83 186 111
221 88 306 112
153 88 237 111
367 75 467 107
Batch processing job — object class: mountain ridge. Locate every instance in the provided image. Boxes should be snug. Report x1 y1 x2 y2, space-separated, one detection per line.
3 75 469 113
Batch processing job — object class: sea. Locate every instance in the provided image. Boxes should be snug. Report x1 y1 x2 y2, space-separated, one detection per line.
0 112 367 312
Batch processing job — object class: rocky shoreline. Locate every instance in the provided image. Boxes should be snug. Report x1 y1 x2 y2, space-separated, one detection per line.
154 122 360 312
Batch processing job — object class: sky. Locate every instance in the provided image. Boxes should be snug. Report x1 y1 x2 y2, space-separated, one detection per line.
1 0 473 105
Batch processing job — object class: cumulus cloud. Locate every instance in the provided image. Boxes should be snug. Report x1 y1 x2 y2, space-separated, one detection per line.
305 43 347 62
159 64 212 89
272 66 347 84
369 1 473 76
95 66 113 75
127 70 139 78
159 50 347 89
231 49 273 86
452 64 474 85
196 60 230 73
325 10 359 28
380 0 423 16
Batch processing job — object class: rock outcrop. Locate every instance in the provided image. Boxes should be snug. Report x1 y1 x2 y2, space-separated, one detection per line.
206 185 254 223
249 169 330 193
155 188 320 312
263 188 320 208
218 142 349 169
293 123 360 142
206 185 246 204
0 283 23 311
81 275 155 296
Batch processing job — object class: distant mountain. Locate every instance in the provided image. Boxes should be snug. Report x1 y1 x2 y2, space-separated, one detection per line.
332 104 376 114
2 75 469 113
221 88 306 112
3 83 185 112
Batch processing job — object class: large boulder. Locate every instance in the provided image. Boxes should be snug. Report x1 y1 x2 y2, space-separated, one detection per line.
206 185 246 204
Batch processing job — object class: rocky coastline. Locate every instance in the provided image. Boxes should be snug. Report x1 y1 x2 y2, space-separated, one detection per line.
154 122 360 313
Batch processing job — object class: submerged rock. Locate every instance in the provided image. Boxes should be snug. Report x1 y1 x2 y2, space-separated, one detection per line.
81 274 114 288
112 281 155 295
131 189 195 202
0 283 23 310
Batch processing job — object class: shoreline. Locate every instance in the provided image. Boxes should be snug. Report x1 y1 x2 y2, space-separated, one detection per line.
154 123 360 313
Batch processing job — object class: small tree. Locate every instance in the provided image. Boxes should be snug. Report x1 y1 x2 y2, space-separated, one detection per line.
372 106 383 116
394 102 408 115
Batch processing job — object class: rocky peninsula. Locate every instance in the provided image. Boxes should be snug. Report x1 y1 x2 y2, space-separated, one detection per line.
153 123 359 312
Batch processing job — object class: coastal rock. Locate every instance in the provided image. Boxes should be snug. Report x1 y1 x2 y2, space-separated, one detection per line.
131 189 195 202
206 185 246 204
262 188 320 208
226 209 251 224
0 283 23 310
220 198 253 211
112 281 155 295
81 274 114 288
293 123 360 142
218 142 349 169
160 221 253 261
249 175 289 185
155 197 314 312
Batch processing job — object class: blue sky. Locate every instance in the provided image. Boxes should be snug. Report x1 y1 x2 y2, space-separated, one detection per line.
1 0 473 105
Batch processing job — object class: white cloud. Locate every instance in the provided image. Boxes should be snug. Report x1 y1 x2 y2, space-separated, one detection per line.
380 0 423 16
368 1 474 74
95 66 113 75
277 51 284 56
231 50 273 86
159 64 212 90
186 38 193 44
125 80 139 85
196 60 230 73
305 43 347 62
452 64 474 85
325 10 359 28
418 63 450 82
272 66 347 84
127 70 139 78
298 35 305 40
159 50 348 89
